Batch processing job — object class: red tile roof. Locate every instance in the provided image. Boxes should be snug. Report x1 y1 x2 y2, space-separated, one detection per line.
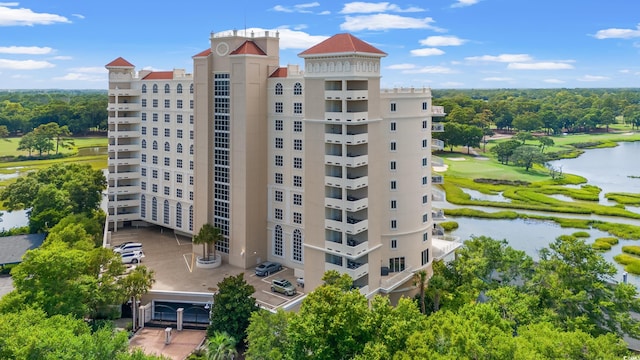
193 48 212 57
142 71 174 80
299 33 386 56
269 67 288 78
106 57 134 67
230 41 266 56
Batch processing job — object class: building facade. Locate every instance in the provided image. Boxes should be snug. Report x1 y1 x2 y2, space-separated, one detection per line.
106 31 451 298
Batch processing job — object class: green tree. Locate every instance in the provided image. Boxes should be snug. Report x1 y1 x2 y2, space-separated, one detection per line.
413 270 428 314
206 331 238 360
490 139 521 165
460 124 483 154
193 223 223 261
208 273 258 341
0 124 8 138
512 111 543 132
537 136 554 153
437 121 464 152
513 131 534 144
16 131 36 156
120 266 156 332
322 269 353 291
245 310 291 360
511 144 546 171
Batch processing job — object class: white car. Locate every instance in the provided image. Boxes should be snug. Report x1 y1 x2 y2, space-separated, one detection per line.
121 250 145 264
112 242 143 254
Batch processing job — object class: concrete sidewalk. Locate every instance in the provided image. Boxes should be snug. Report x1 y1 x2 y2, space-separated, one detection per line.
129 327 206 360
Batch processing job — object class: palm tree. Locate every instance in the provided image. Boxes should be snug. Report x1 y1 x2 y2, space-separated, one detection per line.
193 223 223 261
206 331 237 360
120 265 156 332
413 270 428 314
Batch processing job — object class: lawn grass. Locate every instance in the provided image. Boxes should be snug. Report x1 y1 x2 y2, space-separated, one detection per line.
592 237 618 251
0 136 107 157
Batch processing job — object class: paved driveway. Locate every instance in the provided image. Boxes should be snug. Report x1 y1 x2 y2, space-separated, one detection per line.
0 275 13 298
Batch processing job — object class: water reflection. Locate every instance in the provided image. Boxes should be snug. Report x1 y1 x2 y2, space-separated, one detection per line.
462 188 509 202
0 210 29 231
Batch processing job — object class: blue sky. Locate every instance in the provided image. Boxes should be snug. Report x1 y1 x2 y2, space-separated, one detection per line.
2 0 640 89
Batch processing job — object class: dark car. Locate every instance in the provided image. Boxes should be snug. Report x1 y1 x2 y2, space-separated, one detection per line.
255 261 282 276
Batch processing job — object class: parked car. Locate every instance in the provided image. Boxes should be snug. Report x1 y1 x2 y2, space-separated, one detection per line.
271 278 296 296
121 250 145 264
255 261 282 276
112 242 142 254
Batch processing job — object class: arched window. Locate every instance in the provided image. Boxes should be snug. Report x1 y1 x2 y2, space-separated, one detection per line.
176 203 182 228
177 143 183 153
142 84 147 93
164 142 170 152
140 195 146 218
152 84 158 93
152 197 158 221
189 206 193 231
274 225 283 257
189 144 194 155
293 229 303 262
275 83 283 95
164 84 170 94
141 139 147 149
152 140 158 150
294 82 302 95
190 83 194 94
163 200 170 224
177 84 183 94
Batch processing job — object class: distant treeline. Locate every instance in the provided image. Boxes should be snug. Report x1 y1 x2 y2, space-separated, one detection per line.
0 90 107 136
432 88 640 133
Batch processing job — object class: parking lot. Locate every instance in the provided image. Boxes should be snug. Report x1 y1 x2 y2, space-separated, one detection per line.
109 226 305 310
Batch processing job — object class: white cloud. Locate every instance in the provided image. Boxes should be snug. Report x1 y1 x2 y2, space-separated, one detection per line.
272 2 320 14
403 65 456 74
69 66 107 74
619 69 630 73
577 74 610 82
420 35 466 47
0 3 70 26
72 13 84 19
466 54 533 62
410 48 445 56
452 0 479 8
319 10 330 15
386 63 416 70
594 24 640 39
341 14 445 32
262 27 329 50
508 62 574 70
53 72 104 81
0 58 54 69
543 79 565 84
340 2 424 14
0 45 52 54
483 77 513 81
51 55 72 60
440 81 464 87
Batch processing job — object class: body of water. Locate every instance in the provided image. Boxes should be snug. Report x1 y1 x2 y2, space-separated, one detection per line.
442 140 640 285
0 209 29 231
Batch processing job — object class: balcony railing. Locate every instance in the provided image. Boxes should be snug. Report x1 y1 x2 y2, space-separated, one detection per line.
431 106 446 116
107 185 141 195
433 235 463 260
344 111 367 122
431 175 444 184
380 266 414 291
108 199 139 208
345 133 368 145
109 144 141 153
345 154 368 167
325 262 369 280
432 209 446 221
431 123 444 132
345 196 368 212
344 90 368 100
431 156 444 167
108 89 141 97
432 139 444 151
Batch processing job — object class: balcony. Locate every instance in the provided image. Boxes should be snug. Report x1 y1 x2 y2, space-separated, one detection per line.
324 197 343 210
108 212 140 222
432 209 446 221
344 111 367 122
325 218 344 232
108 116 141 125
380 266 415 293
107 103 141 112
108 130 140 138
345 218 368 235
325 112 343 122
343 90 368 100
108 89 141 97
324 176 368 189
433 235 463 260
325 133 343 144
345 154 368 167
109 144 141 152
432 139 444 151
107 185 141 195
432 188 446 202
431 175 444 184
324 155 344 166
431 156 444 167
345 196 368 212
108 172 140 181
324 90 342 99
345 238 369 257
325 262 369 280
108 157 140 166
345 133 368 145
108 199 139 208
431 106 446 117
431 123 444 132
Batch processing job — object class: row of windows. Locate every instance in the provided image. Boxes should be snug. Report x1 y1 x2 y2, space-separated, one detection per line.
273 173 303 187
274 155 303 169
141 113 193 124
141 99 193 109
274 119 303 132
140 196 194 231
389 120 430 131
389 139 429 151
274 102 303 114
141 140 194 154
274 82 303 96
141 168 194 185
142 83 193 94
273 226 303 262
274 191 303 205
388 101 429 113
141 181 194 199
141 127 194 140
274 138 303 151
142 155 193 169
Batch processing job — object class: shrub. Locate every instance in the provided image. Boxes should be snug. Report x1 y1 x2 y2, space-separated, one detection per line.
439 221 459 231
572 231 591 238
622 245 640 257
614 253 639 265
592 241 612 251
625 261 640 275
595 237 618 245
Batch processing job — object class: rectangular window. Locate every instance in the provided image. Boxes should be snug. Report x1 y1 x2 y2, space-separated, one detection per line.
189 161 194 170
275 119 283 131
423 232 428 242
164 114 170 123
164 99 170 108
422 176 428 185
141 99 147 107
163 171 170 181
141 154 147 163
422 139 428 148
422 102 428 111
152 184 158 193
275 190 283 202
390 161 396 171
177 114 183 123
390 121 397 131
293 193 302 206
152 155 158 165
390 103 397 112
293 139 303 151
390 141 396 151
189 176 194 185
190 100 193 109
422 157 428 167
389 257 405 272
275 102 283 113
141 126 147 135
152 169 158 179
422 195 428 204
275 138 283 149
164 186 170 196
294 102 302 114
176 189 183 198
189 191 194 200
391 219 397 229
142 113 147 121
153 113 158 122
422 120 428 129
422 213 428 223
275 208 283 220
165 157 170 166
293 212 302 224
141 181 146 190
390 200 397 209
293 175 302 187
190 115 194 124
190 130 194 140
176 159 183 168
177 129 183 138
141 168 147 176
421 249 429 265
152 127 158 136
391 239 397 249
390 180 397 190
177 99 183 109
165 128 170 137
275 155 283 167
293 157 302 169
176 174 183 183
275 173 283 184
294 120 302 132
153 99 158 108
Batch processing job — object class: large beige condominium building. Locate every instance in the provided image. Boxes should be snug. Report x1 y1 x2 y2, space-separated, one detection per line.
106 31 450 298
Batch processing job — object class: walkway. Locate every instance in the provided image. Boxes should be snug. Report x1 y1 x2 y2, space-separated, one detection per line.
129 327 206 360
